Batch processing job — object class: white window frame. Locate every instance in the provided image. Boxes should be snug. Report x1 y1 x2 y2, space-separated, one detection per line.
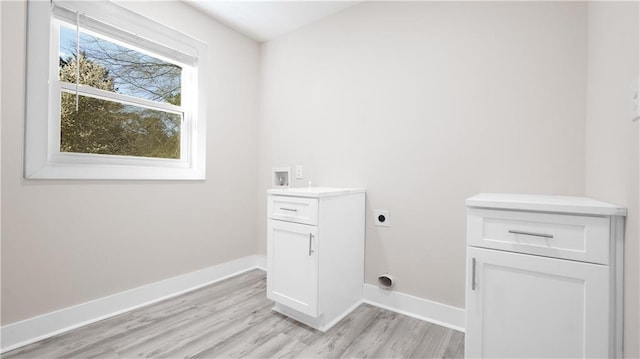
25 1 208 180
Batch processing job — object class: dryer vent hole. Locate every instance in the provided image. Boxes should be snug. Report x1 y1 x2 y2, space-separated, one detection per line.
378 275 394 290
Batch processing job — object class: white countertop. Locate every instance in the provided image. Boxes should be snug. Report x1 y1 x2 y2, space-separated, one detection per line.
268 187 365 198
466 193 627 216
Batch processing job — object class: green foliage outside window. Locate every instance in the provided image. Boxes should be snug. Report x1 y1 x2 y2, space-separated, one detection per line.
59 39 183 160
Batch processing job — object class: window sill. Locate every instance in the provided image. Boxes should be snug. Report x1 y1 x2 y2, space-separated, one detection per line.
25 162 205 180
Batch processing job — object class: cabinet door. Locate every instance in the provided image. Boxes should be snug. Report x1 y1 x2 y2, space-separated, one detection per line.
267 220 319 317
465 247 609 358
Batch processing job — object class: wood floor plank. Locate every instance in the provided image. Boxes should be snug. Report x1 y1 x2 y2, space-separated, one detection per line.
4 269 464 359
442 331 465 359
163 301 279 358
7 270 267 359
294 305 384 359
367 314 435 359
117 279 269 357
73 272 267 358
408 321 456 359
200 317 290 359
339 308 406 358
241 332 304 359
118 276 269 357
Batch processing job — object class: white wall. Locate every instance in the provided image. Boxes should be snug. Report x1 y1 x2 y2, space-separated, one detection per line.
585 2 640 357
0 1 259 325
258 2 588 308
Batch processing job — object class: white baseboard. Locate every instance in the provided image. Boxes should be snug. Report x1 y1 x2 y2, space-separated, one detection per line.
362 284 465 332
255 254 267 271
0 255 264 353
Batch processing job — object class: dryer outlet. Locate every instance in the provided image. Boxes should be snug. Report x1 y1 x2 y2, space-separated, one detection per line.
374 210 390 227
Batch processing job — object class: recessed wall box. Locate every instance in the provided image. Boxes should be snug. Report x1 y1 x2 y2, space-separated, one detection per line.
272 167 291 187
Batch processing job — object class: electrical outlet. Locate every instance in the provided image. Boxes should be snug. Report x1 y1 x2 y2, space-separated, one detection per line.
374 210 390 227
295 165 303 179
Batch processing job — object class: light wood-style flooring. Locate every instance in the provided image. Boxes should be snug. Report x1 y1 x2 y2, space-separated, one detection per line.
4 270 464 358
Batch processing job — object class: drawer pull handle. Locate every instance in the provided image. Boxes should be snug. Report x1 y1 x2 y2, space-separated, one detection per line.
309 233 314 256
280 207 298 212
471 257 477 291
508 230 554 239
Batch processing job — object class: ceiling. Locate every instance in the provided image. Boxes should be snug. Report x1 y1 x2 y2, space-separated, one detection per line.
185 1 361 42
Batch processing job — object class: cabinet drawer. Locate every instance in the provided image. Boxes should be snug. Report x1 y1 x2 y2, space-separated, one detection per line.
467 208 610 264
268 195 318 225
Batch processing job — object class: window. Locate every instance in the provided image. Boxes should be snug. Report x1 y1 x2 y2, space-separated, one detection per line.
25 1 207 180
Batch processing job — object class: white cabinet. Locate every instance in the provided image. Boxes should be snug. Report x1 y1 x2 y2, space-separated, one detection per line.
267 187 365 331
467 247 609 358
465 193 626 359
268 220 319 316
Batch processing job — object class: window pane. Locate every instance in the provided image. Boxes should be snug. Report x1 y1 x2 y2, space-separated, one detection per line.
59 26 182 105
60 92 182 159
